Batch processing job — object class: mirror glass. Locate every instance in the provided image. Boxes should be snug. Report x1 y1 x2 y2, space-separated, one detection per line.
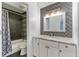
43 11 66 32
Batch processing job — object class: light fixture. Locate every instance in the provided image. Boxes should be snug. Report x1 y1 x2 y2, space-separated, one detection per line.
45 7 63 17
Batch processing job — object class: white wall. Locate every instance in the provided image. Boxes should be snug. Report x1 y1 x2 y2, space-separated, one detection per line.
78 2 79 57
72 2 79 56
0 2 2 57
72 2 78 44
27 2 40 57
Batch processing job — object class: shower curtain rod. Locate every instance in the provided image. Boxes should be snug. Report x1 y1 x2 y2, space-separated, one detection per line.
2 7 25 16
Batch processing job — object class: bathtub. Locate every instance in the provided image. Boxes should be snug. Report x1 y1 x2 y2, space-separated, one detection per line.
5 39 27 56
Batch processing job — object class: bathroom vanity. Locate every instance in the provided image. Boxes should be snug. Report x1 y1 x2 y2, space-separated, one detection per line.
35 2 75 57
32 35 77 57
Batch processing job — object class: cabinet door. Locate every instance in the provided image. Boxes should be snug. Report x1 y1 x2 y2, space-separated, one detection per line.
48 46 59 57
40 39 48 57
59 43 76 57
33 38 40 57
47 41 59 57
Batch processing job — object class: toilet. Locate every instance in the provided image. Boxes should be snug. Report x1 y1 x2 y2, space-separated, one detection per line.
19 40 26 56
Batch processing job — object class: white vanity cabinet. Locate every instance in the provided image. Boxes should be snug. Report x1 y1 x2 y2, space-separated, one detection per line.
59 43 76 57
40 40 48 57
32 37 77 57
32 38 40 57
40 39 59 57
47 46 59 57
47 41 59 57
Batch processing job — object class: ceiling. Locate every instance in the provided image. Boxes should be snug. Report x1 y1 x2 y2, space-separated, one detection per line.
2 2 55 13
37 2 56 8
2 2 28 13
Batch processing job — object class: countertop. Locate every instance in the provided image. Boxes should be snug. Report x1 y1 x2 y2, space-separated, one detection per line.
33 35 77 45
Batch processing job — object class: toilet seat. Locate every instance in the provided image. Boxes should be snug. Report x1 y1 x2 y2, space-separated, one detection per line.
19 41 26 55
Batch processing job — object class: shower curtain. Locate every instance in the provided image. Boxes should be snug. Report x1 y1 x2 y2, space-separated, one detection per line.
2 9 12 57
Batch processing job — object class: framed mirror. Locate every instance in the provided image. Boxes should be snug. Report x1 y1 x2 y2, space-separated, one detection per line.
43 11 66 32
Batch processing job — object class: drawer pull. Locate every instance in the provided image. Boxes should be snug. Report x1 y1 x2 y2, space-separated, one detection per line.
33 56 36 57
45 46 49 48
37 43 39 45
59 50 62 52
65 46 68 48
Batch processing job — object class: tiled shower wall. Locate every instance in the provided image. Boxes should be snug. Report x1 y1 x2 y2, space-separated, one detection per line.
21 13 26 40
9 12 26 41
40 2 72 38
9 12 23 41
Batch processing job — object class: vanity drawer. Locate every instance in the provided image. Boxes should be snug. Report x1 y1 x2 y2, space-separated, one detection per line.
40 39 58 48
47 40 58 48
40 39 48 45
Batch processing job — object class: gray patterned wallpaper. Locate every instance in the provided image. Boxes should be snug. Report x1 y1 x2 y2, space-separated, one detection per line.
40 2 72 38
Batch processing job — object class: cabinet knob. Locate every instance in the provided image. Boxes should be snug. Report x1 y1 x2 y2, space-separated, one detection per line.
59 50 62 52
33 56 36 57
37 43 39 45
45 46 49 48
65 46 68 48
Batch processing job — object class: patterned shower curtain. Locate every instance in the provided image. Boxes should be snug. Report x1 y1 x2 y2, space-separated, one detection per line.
2 9 12 57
